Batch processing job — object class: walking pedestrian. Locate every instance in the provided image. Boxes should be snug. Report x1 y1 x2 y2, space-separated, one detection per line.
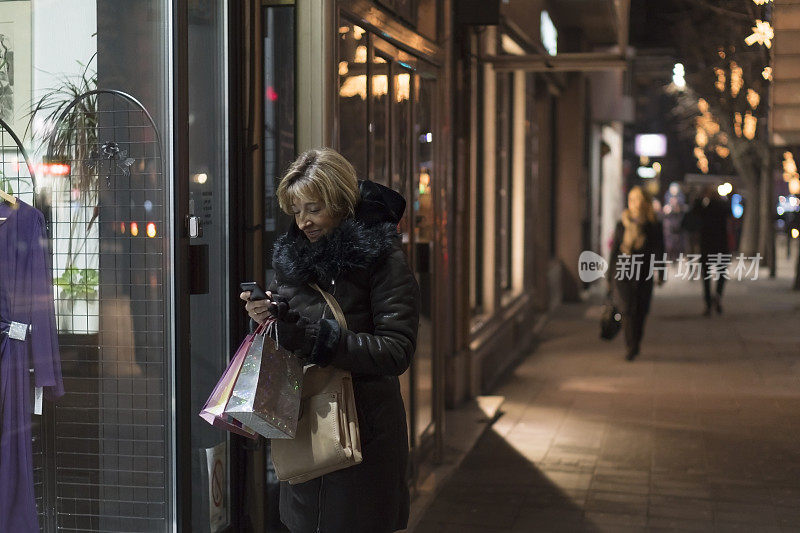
239 148 420 532
610 186 665 361
686 185 731 315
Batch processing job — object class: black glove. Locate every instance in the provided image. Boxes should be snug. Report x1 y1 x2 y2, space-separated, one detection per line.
275 310 343 365
268 293 291 321
275 310 311 354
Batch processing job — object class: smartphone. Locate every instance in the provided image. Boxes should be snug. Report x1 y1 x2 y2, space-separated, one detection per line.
240 281 268 301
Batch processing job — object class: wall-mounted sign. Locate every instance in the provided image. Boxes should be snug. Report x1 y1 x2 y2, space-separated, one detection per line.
540 11 557 56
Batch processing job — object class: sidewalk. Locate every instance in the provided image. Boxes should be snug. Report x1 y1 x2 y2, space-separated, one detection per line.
412 251 800 532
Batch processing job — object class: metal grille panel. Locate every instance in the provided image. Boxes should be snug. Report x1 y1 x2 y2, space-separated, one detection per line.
40 91 168 532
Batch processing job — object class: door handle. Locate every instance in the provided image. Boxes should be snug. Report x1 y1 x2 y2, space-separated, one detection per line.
186 215 203 239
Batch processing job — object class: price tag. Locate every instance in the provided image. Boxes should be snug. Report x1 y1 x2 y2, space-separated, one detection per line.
34 387 43 415
9 321 28 341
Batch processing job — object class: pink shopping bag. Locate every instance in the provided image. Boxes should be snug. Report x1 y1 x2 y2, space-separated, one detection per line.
199 322 268 439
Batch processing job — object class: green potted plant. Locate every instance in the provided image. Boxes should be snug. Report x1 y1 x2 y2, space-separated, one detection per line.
27 54 99 333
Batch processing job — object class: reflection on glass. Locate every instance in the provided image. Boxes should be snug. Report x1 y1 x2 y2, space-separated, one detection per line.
413 75 435 444
338 21 368 178
372 53 389 186
496 72 512 291
25 2 173 530
188 2 231 531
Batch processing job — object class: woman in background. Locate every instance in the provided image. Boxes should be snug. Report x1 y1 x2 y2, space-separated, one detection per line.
610 186 665 361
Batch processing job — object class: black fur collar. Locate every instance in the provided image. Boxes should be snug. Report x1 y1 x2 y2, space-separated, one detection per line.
272 219 399 285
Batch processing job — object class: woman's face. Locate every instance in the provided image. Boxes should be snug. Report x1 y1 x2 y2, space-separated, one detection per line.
290 198 342 242
628 190 645 216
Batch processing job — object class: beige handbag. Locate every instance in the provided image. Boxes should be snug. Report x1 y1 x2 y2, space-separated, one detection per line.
270 283 363 484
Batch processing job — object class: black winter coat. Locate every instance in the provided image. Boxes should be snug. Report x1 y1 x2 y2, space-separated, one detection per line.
609 218 666 287
269 180 420 533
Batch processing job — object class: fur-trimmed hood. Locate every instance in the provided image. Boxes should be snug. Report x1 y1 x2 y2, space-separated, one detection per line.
272 180 404 285
272 220 399 285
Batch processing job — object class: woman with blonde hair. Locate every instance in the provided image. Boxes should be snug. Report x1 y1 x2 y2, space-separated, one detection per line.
610 186 665 360
240 147 419 532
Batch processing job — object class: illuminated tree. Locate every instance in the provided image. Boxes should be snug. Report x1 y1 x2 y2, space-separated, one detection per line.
667 0 772 255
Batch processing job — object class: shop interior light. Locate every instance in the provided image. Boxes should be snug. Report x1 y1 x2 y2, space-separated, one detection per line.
192 173 208 184
395 73 410 103
130 222 139 237
653 162 662 173
354 45 367 63
792 229 799 239
146 223 157 238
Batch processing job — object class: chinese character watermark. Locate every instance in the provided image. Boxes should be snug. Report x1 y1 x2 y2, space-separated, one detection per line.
588 252 763 282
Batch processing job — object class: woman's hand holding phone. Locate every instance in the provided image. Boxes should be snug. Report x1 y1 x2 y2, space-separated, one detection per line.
239 282 273 324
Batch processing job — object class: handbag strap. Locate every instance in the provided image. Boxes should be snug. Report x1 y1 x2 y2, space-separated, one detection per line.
309 283 347 330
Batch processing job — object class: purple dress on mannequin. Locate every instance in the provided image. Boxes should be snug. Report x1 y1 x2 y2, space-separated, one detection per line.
0 200 64 531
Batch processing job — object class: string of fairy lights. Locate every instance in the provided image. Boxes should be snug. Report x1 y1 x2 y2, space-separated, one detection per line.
681 0 783 182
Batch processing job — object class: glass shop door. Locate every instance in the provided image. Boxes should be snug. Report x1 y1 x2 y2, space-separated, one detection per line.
186 2 234 532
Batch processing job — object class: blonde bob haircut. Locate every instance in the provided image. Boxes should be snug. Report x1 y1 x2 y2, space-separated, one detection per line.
277 148 360 219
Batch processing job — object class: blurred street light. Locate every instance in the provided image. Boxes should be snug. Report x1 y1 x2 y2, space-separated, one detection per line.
673 63 686 90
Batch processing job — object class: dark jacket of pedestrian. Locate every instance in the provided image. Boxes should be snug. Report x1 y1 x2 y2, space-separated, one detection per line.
686 193 730 254
268 177 419 532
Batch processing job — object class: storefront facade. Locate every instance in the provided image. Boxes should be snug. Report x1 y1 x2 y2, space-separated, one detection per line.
0 1 625 531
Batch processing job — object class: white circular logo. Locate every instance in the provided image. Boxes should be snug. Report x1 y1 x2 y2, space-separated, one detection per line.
578 251 608 283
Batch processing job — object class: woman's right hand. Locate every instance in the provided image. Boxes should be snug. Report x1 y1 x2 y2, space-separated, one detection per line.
239 291 273 324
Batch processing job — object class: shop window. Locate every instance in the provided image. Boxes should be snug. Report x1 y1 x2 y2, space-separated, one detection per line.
469 60 484 315
17 2 174 531
370 47 390 186
497 71 512 293
338 20 368 179
496 67 526 299
264 5 296 283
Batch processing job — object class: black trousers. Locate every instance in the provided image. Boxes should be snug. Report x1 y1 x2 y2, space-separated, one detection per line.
700 253 726 308
615 279 654 351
